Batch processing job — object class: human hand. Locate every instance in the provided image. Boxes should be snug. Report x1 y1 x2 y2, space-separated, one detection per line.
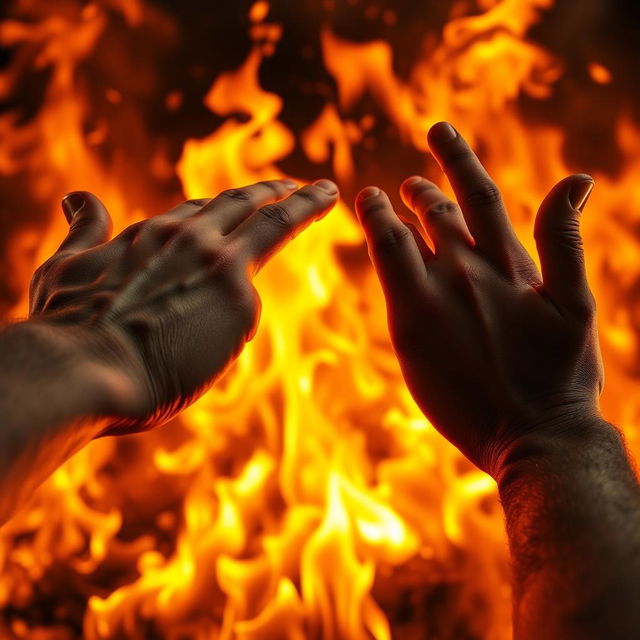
355 122 603 476
29 179 338 435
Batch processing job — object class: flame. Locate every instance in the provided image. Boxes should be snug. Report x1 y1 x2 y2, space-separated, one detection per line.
0 0 637 637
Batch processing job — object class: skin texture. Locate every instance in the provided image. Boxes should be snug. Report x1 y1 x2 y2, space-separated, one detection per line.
0 178 338 522
355 122 640 639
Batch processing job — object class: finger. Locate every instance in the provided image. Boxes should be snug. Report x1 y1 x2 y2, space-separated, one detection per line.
427 122 528 270
355 186 429 304
534 174 595 319
57 191 113 254
162 198 212 221
113 181 298 271
196 179 299 234
235 180 339 271
400 176 473 253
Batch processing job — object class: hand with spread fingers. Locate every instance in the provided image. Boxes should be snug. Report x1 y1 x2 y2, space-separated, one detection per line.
27 179 339 436
356 123 640 640
355 122 601 475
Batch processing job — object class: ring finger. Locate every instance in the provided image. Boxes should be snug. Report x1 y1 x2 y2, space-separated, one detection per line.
400 176 473 255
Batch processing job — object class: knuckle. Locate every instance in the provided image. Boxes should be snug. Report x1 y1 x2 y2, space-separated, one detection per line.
220 188 251 202
184 198 210 208
537 214 581 239
409 182 438 207
208 247 236 272
362 200 388 221
560 218 584 247
540 222 585 255
120 221 145 242
450 258 473 280
565 232 585 254
259 203 292 229
175 223 201 247
175 224 227 264
68 216 92 233
452 260 482 291
293 186 324 207
462 181 503 210
161 220 185 239
371 224 412 254
202 241 239 275
360 201 389 220
134 218 183 249
259 180 283 196
424 200 459 219
145 217 179 238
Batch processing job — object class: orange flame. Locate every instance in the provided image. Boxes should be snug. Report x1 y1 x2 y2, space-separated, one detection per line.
0 0 637 638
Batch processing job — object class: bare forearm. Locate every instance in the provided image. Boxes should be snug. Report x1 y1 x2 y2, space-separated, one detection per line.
497 418 640 640
0 321 115 523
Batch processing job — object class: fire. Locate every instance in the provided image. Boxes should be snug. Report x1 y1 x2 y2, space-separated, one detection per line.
0 0 637 638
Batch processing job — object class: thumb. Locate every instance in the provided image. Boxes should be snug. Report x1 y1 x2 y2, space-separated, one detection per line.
57 191 113 253
534 174 595 319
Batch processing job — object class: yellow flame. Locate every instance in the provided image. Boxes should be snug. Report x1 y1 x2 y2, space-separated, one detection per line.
1 0 638 638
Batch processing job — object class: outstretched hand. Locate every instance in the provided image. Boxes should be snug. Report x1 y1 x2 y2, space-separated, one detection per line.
29 179 338 435
355 122 603 476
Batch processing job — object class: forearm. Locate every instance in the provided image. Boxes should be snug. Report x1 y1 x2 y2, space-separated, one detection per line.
497 418 640 640
0 321 116 524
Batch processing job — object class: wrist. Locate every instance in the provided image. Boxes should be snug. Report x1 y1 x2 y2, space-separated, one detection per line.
5 319 138 432
0 319 138 523
493 414 626 489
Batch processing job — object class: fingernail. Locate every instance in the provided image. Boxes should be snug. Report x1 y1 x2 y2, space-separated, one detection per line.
569 179 594 212
62 192 85 223
314 179 338 194
405 176 424 186
283 179 298 189
429 122 457 143
358 186 380 200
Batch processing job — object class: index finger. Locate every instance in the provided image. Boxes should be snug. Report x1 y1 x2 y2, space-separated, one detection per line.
233 180 339 271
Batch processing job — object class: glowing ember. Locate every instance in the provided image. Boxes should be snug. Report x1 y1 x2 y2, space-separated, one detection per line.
0 0 638 638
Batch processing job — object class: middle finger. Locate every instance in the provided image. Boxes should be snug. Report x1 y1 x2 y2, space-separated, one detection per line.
427 122 535 277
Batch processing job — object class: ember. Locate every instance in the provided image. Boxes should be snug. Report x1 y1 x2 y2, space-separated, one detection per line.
0 0 638 638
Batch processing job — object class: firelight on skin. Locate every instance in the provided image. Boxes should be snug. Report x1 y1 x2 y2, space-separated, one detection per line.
0 121 639 640
1 0 640 638
356 122 640 640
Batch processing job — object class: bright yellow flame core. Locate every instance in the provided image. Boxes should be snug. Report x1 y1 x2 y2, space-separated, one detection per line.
1 0 639 638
